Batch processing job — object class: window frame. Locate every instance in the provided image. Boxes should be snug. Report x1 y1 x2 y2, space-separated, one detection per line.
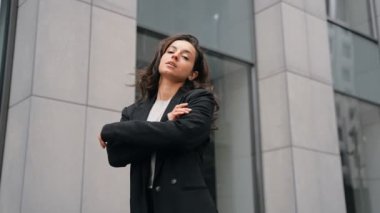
326 0 379 41
0 0 18 183
135 26 265 213
334 90 380 213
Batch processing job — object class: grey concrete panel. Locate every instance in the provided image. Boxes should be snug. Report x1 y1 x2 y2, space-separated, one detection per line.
82 107 130 213
19 0 27 7
0 99 31 213
21 97 86 213
287 73 339 154
88 7 136 111
256 4 286 79
293 148 347 213
306 14 333 85
254 0 280 13
263 148 296 213
9 0 38 106
304 0 327 19
33 0 90 104
254 0 304 13
283 0 304 10
282 3 309 76
78 0 91 4
93 0 136 18
259 73 291 151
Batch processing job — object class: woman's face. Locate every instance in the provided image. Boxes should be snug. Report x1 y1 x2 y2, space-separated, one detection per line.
158 40 198 83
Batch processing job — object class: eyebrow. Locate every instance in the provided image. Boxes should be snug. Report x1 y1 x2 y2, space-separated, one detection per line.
168 45 194 56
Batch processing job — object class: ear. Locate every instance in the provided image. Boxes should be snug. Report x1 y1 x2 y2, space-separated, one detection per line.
188 71 199 81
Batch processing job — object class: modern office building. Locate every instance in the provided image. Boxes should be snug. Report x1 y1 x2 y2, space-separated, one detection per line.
0 0 379 212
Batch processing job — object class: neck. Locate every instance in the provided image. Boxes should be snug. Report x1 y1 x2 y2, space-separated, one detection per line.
157 77 184 101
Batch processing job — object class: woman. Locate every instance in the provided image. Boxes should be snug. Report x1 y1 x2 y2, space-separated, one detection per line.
98 34 218 213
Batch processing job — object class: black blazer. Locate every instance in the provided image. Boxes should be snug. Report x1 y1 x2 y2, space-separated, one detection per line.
101 86 218 213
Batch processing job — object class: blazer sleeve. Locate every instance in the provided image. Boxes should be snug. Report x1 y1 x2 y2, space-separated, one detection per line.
105 103 152 167
101 89 215 152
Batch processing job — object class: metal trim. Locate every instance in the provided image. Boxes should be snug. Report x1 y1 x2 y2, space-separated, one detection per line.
0 0 18 183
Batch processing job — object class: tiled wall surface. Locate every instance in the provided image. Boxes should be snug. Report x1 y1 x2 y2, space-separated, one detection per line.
254 0 347 212
0 0 136 212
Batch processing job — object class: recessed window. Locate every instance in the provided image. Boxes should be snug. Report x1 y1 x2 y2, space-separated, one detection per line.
0 0 17 182
326 0 376 38
329 24 380 105
335 93 380 213
136 29 257 212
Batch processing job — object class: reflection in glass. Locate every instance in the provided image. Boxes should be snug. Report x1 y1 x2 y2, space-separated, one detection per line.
137 0 254 63
327 0 374 37
209 55 255 213
335 93 380 213
328 23 380 105
136 30 255 213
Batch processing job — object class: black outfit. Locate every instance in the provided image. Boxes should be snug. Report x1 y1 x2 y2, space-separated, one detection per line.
101 86 218 213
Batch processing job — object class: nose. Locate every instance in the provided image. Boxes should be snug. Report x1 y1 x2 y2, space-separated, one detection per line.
171 52 179 60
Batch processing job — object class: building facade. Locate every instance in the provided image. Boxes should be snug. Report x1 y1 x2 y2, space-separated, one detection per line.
0 0 379 213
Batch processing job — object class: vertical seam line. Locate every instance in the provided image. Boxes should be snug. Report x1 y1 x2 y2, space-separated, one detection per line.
284 71 299 213
20 0 40 211
80 1 93 213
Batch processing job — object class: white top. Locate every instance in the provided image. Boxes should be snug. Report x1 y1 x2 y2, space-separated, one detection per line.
146 98 171 188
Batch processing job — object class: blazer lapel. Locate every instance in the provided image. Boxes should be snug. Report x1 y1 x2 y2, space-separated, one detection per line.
160 87 188 122
154 87 189 180
133 97 156 121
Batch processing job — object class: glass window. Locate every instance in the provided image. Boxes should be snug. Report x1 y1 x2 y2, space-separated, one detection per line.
137 0 259 211
329 23 380 105
0 0 6 90
137 0 254 63
136 29 256 213
0 0 16 182
335 93 380 213
210 55 255 213
0 0 8 175
327 0 376 38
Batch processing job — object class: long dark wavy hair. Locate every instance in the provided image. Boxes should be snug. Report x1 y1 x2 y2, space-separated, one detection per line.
137 34 214 100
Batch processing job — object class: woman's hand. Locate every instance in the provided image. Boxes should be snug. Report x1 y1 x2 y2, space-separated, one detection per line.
98 134 107 149
167 103 192 121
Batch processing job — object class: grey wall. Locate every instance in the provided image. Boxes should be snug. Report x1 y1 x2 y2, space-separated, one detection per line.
254 0 347 212
0 0 137 212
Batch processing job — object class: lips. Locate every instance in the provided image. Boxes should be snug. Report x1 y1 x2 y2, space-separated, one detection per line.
166 61 177 68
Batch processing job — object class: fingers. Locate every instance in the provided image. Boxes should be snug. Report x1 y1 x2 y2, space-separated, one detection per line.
98 135 107 149
174 103 189 108
173 107 192 114
168 103 192 121
170 110 191 117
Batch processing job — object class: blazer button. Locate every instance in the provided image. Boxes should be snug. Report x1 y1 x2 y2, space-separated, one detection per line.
155 186 161 192
171 178 177 184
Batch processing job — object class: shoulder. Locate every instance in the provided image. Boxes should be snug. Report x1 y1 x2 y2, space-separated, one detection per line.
183 88 214 101
122 103 137 113
121 102 139 120
181 88 216 112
